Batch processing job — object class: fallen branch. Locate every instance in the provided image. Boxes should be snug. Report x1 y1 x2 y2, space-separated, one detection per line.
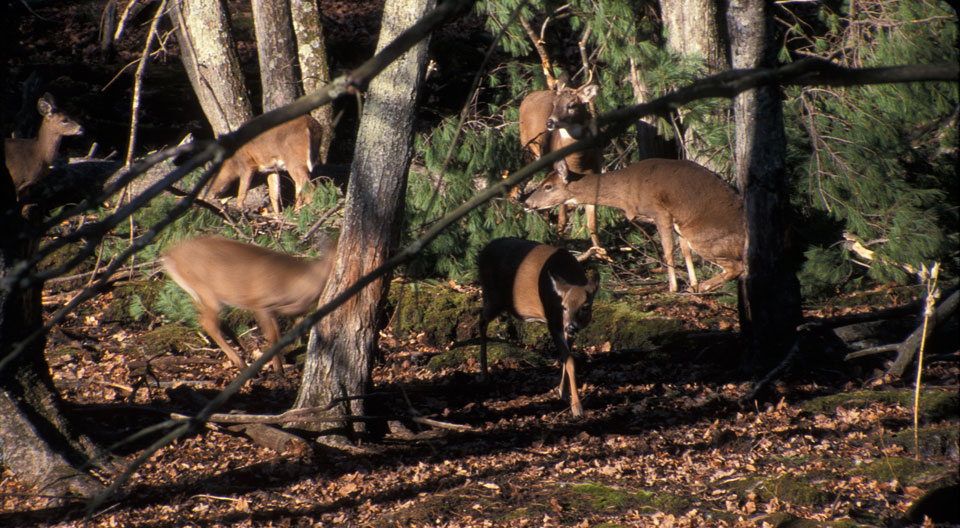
226 423 311 457
843 288 957 378
168 405 473 432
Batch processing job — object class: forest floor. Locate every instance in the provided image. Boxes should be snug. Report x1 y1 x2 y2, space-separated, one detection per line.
3 1 959 527
2 280 958 527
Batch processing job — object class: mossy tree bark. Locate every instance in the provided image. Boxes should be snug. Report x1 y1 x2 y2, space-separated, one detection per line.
290 0 336 163
728 0 801 373
170 0 253 136
252 0 300 112
292 0 436 436
0 157 105 501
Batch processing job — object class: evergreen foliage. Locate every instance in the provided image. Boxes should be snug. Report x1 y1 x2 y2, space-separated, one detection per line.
402 0 734 281
781 0 958 296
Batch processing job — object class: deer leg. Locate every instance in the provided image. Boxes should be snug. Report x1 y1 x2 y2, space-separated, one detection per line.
266 172 282 215
288 165 311 211
678 235 699 291
585 204 601 248
699 258 743 292
253 310 284 374
656 217 679 292
559 346 583 418
478 311 490 381
197 305 248 370
235 167 255 210
556 204 570 236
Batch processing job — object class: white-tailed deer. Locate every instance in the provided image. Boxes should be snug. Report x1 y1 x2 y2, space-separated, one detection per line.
525 158 744 293
478 237 598 418
518 82 603 247
162 235 337 373
205 115 322 215
4 93 84 198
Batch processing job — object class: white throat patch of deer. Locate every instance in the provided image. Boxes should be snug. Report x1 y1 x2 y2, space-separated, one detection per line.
525 158 745 293
478 237 598 418
162 235 336 374
518 83 602 248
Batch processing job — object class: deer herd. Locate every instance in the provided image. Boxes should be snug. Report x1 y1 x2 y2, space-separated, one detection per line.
8 74 746 418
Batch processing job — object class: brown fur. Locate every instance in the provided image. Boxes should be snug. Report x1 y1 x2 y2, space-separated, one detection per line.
162 235 337 373
478 237 598 418
4 93 83 198
206 115 322 215
518 84 602 246
525 158 744 293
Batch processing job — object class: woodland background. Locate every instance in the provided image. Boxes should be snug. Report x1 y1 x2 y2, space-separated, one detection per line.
0 0 957 526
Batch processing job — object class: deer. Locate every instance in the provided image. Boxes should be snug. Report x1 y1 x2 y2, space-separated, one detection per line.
4 93 84 199
524 158 745 293
518 81 603 248
205 115 322 215
161 235 337 374
478 237 598 418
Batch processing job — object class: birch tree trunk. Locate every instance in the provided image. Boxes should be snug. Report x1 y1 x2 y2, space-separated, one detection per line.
251 0 300 112
170 0 253 136
292 0 436 436
291 0 336 163
728 0 801 373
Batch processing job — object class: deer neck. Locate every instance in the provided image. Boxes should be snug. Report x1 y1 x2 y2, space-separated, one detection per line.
37 123 64 166
565 172 622 209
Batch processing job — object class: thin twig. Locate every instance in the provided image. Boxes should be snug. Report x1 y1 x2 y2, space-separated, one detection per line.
913 263 940 459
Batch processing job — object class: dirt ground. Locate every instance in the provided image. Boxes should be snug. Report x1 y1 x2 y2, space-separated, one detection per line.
2 280 958 527
3 1 958 527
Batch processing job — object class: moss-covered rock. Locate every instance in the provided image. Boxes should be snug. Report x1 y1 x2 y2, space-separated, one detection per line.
579 301 683 350
801 389 959 423
565 482 691 515
850 457 949 486
716 474 833 507
101 281 164 325
390 282 479 346
132 323 206 357
887 425 960 457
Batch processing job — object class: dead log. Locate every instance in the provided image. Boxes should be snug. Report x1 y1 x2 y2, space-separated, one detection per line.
844 288 958 377
226 423 312 457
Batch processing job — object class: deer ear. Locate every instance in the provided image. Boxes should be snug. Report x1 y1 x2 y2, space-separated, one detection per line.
37 93 55 116
586 271 599 294
549 272 571 295
579 85 599 103
555 159 569 183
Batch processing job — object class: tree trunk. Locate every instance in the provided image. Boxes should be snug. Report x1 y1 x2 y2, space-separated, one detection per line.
0 158 105 501
290 0 336 163
169 0 253 136
251 0 300 112
728 0 801 373
660 0 729 171
661 0 728 72
292 0 436 436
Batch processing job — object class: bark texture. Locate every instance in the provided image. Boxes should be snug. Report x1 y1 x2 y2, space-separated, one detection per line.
170 0 253 135
252 0 300 112
661 0 729 72
290 0 336 163
660 0 729 171
293 0 436 434
728 0 801 373
0 160 104 500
